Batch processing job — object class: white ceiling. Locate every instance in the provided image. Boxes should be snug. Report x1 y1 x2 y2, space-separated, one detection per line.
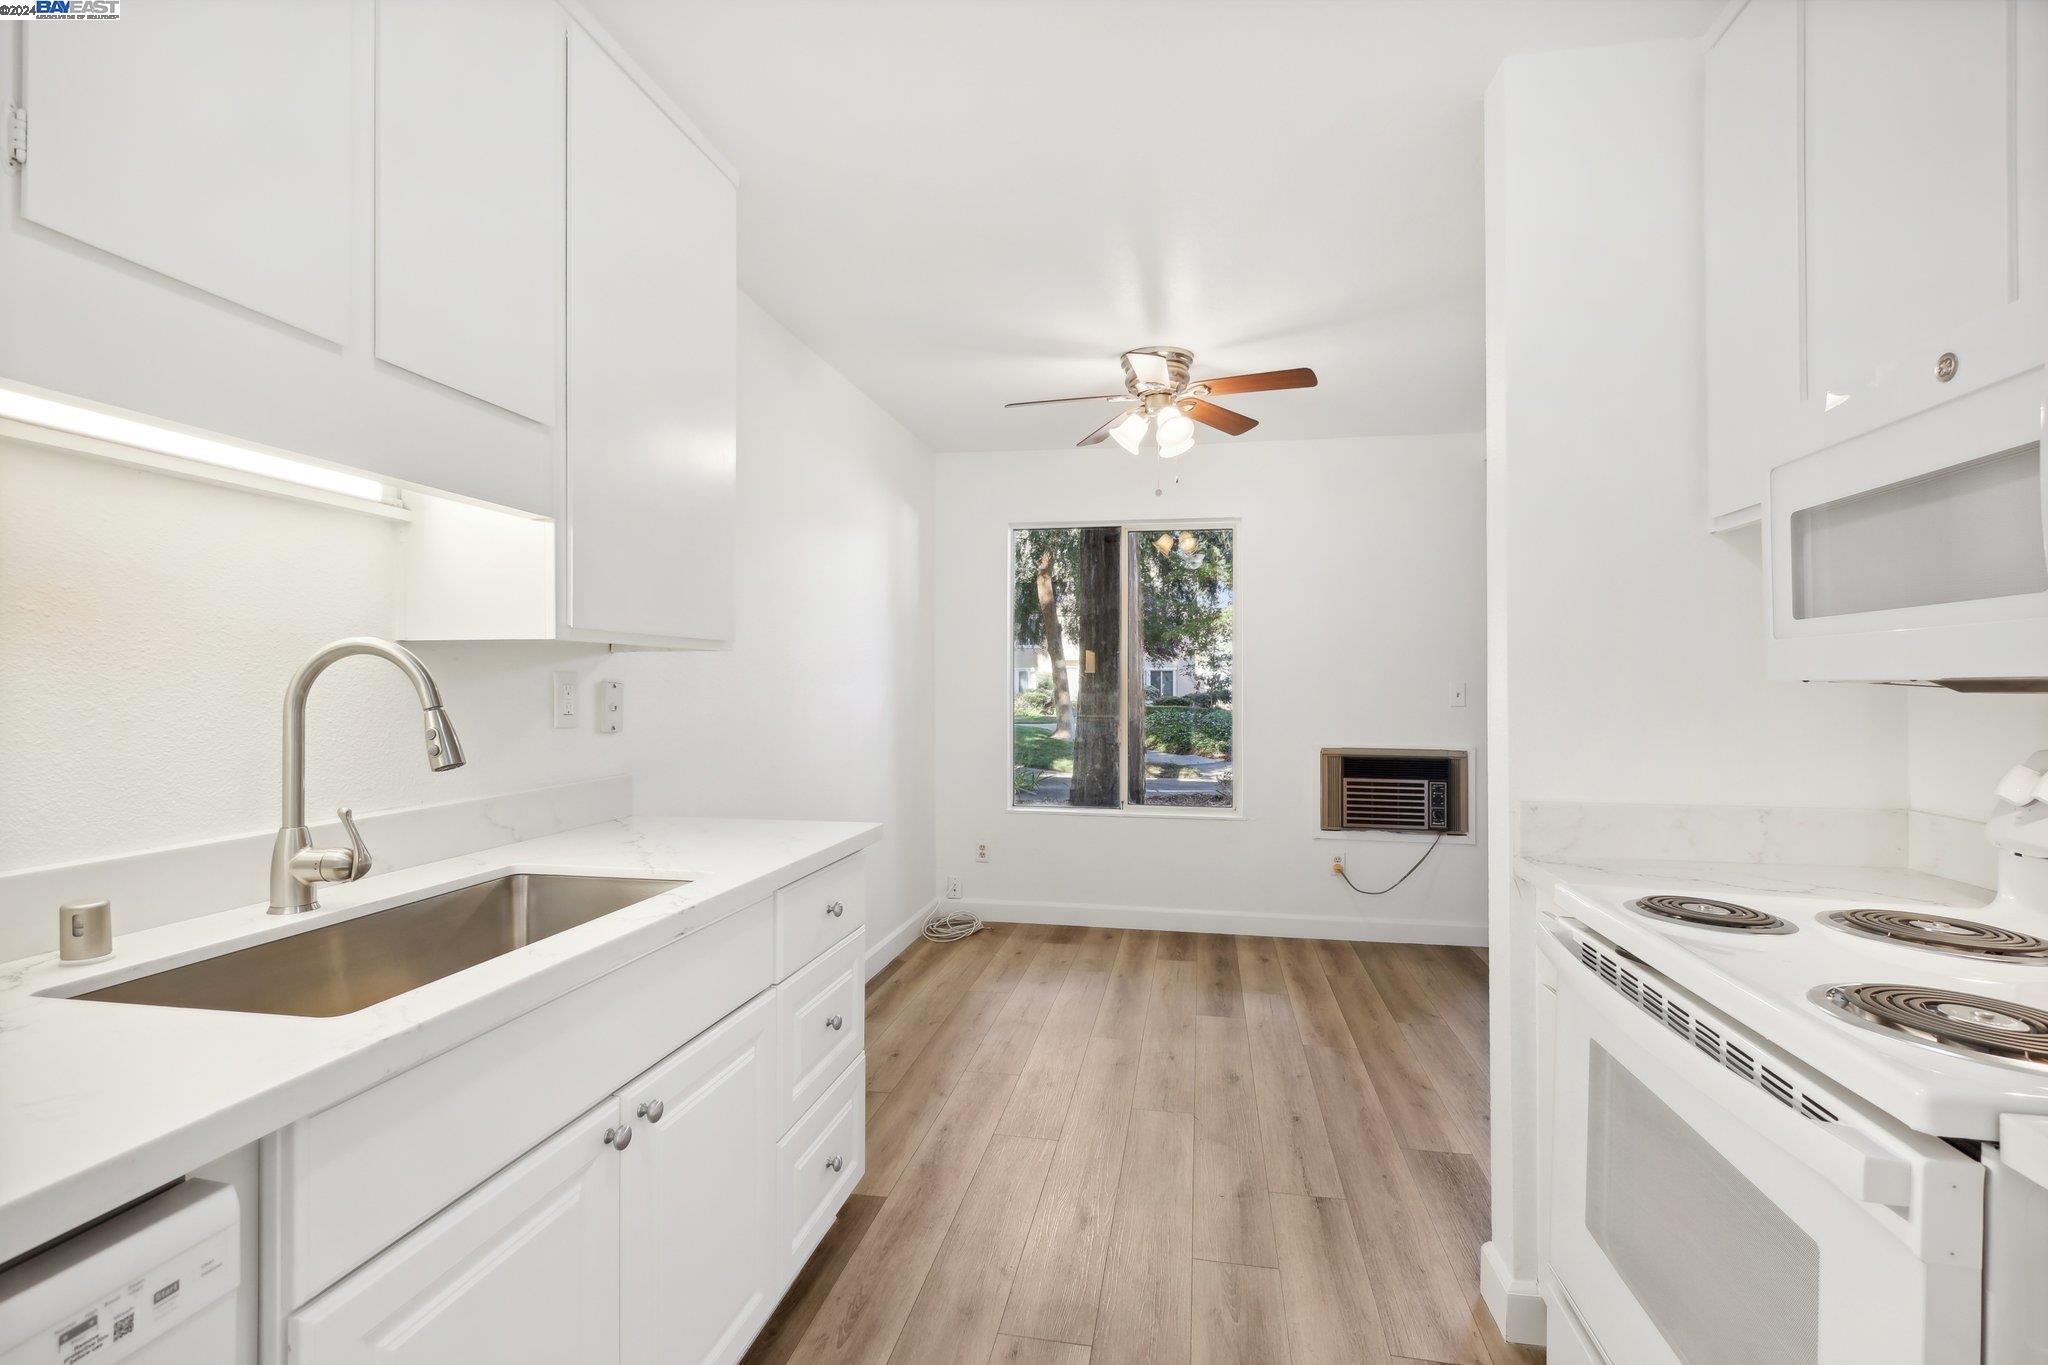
587 0 1722 453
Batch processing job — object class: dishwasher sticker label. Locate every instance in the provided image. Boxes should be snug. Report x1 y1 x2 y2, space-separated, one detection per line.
54 1307 102 1361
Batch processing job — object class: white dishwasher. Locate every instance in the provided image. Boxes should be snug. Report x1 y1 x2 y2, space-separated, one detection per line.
0 1180 239 1365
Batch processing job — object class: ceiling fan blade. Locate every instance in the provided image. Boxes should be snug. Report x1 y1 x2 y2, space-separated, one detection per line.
1184 399 1258 436
1193 367 1318 397
1003 393 1128 408
1078 405 1140 447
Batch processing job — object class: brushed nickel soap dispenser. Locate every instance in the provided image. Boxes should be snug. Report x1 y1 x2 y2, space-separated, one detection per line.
58 898 112 963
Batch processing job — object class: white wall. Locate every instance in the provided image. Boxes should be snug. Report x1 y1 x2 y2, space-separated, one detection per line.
0 295 938 968
1482 38 1908 1335
1904 690 2048 886
933 433 1488 944
634 299 939 964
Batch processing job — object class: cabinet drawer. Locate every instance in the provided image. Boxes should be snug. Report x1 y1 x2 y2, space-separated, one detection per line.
776 1054 865 1279
774 853 865 978
777 929 866 1132
277 901 773 1309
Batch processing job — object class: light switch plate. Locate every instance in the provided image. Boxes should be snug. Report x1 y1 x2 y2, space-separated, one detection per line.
598 680 623 734
551 671 578 729
1448 681 1467 708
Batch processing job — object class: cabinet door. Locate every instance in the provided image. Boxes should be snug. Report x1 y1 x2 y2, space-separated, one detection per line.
375 0 561 423
1703 0 1808 526
620 991 780 1365
20 0 352 342
565 23 737 643
289 1101 622 1365
1806 0 2024 399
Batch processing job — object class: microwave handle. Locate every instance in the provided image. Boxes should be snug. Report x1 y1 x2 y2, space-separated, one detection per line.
1999 1115 2048 1191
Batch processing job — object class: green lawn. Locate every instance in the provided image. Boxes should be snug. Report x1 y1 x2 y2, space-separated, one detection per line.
1012 723 1074 772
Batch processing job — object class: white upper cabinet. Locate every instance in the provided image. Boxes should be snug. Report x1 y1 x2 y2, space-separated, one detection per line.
1805 0 2020 402
374 0 561 423
19 1 353 342
565 23 737 644
1 2 739 645
1702 0 2045 528
0 0 555 512
1703 0 1808 527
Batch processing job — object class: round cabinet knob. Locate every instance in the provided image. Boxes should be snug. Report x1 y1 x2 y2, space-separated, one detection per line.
605 1124 633 1151
825 1155 845 1173
638 1099 665 1122
826 1014 845 1031
825 900 845 918
1936 350 1959 383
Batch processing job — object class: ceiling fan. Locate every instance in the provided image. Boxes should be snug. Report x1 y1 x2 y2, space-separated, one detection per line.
1004 346 1317 457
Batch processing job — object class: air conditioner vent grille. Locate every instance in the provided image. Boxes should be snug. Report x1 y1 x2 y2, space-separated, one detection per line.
1340 777 1436 832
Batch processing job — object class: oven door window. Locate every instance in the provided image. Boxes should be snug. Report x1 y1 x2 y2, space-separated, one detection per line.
1586 1042 1819 1364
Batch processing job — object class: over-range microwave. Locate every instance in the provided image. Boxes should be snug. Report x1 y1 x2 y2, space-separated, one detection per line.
1765 322 2046 685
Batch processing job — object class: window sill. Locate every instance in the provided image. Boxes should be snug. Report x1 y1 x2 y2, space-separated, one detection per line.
1007 804 1245 822
1312 829 1476 845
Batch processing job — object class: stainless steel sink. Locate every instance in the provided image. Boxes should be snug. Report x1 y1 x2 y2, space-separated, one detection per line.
78 874 687 1018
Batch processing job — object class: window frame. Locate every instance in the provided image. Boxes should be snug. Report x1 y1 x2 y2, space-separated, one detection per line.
1004 518 1242 820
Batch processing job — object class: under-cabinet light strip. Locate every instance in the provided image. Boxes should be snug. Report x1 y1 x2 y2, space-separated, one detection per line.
0 382 393 505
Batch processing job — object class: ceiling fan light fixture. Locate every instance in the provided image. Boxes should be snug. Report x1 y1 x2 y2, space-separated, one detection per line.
1159 432 1194 459
1108 409 1149 455
1154 406 1194 450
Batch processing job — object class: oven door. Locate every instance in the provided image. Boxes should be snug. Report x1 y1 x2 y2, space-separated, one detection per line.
1543 920 1983 1365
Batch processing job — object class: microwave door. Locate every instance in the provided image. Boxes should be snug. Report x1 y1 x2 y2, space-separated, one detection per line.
1544 929 1982 1364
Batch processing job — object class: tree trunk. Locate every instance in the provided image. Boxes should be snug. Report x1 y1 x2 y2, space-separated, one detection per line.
1037 549 1074 739
1070 526 1122 807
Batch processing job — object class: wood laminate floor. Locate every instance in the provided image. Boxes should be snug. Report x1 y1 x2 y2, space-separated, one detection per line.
744 925 1540 1365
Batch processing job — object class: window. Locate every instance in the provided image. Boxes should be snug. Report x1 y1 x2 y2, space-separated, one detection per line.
1015 668 1036 692
1010 525 1235 812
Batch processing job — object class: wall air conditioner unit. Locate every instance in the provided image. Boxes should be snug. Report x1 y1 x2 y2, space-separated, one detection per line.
1320 748 1467 835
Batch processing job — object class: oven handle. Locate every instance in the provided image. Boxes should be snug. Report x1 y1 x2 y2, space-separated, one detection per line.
1543 918 1917 1212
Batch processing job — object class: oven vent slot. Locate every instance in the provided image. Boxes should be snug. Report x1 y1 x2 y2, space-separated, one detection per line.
1573 932 1839 1124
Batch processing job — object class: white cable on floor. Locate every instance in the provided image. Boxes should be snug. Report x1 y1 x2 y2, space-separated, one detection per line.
922 907 984 942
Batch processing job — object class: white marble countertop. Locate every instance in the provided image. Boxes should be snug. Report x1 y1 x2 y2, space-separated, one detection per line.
0 816 879 1264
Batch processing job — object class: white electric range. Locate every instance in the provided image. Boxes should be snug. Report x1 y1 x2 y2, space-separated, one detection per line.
1539 786 2048 1365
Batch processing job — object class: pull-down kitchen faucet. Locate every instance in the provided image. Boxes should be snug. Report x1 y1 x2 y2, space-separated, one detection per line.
268 637 466 914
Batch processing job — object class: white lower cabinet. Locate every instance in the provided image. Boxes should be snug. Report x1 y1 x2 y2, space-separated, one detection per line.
619 991 780 1365
275 857 870 1364
287 1101 622 1364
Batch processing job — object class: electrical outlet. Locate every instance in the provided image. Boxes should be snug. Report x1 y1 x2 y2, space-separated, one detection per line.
597 679 623 734
551 671 578 729
946 875 963 900
1331 856 1346 877
975 842 989 863
1448 681 1467 708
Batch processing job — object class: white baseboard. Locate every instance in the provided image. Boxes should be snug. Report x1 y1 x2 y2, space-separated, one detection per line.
867 898 933 978
1480 1240 1546 1346
966 897 1487 946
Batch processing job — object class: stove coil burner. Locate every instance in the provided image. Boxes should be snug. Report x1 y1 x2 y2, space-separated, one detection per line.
1628 894 1795 935
1820 983 2048 1065
1819 909 2048 960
